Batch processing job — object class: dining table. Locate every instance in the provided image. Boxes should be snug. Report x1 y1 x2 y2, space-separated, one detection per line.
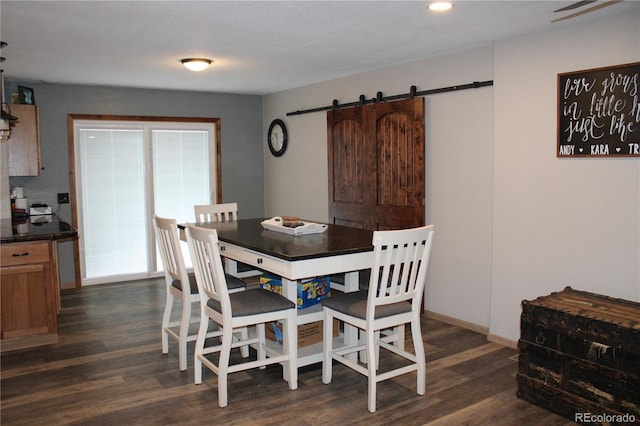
179 217 374 368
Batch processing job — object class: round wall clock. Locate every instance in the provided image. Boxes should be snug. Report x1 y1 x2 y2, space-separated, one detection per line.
267 119 288 157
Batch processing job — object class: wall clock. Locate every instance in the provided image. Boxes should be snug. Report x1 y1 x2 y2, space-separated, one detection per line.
267 119 288 157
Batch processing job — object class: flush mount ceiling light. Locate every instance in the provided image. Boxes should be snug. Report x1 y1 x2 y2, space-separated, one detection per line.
428 2 453 12
181 58 212 72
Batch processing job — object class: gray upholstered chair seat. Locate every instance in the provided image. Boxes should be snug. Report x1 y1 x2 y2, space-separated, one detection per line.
172 272 246 293
321 290 411 319
207 288 295 317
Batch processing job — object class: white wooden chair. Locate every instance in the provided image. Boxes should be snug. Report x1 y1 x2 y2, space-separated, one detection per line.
153 215 246 371
193 202 262 278
186 224 298 407
194 202 239 223
321 225 435 412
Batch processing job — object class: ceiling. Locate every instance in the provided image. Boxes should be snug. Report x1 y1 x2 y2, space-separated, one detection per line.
1 1 637 95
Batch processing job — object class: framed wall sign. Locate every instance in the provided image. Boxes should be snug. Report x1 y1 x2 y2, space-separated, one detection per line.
17 85 35 105
557 62 639 158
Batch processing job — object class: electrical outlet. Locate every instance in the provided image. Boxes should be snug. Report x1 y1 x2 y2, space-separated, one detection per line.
57 193 70 204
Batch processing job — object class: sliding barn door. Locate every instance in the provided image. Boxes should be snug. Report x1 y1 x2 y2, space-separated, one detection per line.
372 97 425 229
328 97 425 230
327 105 370 228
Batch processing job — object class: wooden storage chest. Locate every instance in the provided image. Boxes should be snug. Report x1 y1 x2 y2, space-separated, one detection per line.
517 286 640 425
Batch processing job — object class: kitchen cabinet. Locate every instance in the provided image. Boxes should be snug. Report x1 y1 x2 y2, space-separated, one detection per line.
0 240 58 351
8 104 42 176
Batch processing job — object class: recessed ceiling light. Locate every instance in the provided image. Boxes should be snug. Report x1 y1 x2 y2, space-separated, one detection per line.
181 58 213 72
428 2 453 12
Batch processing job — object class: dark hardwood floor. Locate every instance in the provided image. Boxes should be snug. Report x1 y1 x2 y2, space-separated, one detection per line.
1 278 574 425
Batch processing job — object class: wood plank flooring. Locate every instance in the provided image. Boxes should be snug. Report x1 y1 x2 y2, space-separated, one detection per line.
1 278 575 425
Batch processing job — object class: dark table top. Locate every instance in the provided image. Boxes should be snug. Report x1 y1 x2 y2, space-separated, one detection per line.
1 215 78 244
181 218 373 262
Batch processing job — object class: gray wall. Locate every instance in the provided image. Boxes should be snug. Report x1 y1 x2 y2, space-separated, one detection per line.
6 80 265 284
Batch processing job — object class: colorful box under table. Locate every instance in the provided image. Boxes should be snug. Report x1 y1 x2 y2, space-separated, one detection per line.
265 319 340 348
260 274 331 309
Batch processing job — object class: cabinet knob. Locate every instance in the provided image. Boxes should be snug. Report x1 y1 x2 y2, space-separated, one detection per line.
12 252 29 257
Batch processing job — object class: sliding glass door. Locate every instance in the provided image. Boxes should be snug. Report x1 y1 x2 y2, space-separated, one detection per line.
78 127 146 280
152 129 212 222
73 118 218 285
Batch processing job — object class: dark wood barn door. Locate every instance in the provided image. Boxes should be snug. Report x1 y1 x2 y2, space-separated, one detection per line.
328 97 425 230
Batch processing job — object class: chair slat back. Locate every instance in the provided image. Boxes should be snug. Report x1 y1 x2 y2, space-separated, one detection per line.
186 224 231 315
153 215 189 285
194 202 239 223
368 225 435 314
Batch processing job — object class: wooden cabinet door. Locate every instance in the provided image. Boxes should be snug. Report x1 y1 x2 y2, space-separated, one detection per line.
1 264 53 338
8 104 42 176
328 97 425 230
0 242 56 340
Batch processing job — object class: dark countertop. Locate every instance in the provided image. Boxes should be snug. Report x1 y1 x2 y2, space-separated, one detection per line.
181 218 374 262
1 215 78 244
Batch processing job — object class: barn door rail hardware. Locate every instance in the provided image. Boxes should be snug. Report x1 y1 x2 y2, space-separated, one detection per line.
286 80 493 116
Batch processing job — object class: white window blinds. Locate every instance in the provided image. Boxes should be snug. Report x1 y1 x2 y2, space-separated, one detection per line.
75 121 215 284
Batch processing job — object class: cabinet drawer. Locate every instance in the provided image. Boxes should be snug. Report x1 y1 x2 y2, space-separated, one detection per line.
219 243 286 275
1 242 50 266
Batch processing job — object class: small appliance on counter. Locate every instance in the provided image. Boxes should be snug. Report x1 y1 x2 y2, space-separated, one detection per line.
10 209 28 221
29 203 53 225
10 186 29 224
12 220 29 235
14 197 28 210
9 187 53 229
30 214 52 224
29 203 52 216
11 186 28 211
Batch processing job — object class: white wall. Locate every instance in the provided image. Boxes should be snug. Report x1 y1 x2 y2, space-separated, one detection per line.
264 9 640 344
264 45 495 330
490 11 640 343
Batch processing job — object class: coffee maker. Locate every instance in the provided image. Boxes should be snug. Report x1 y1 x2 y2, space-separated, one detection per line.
10 186 29 232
